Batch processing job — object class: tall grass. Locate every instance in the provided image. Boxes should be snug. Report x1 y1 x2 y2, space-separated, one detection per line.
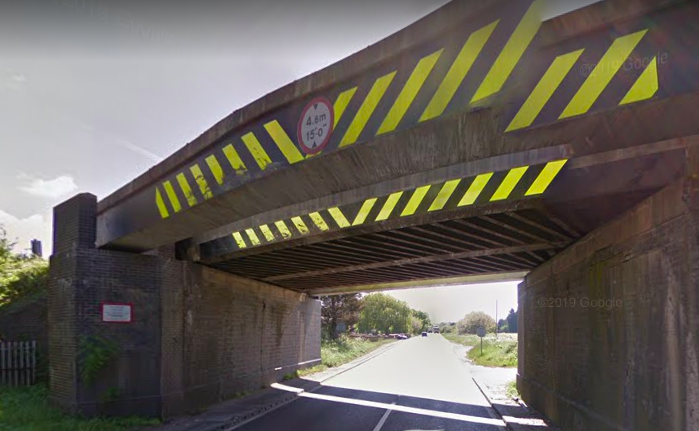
0 385 159 431
443 332 518 367
298 336 395 376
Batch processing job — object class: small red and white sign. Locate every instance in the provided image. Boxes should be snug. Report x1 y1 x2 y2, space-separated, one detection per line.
101 303 132 323
297 97 334 155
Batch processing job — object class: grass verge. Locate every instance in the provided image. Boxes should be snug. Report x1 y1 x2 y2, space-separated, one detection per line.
443 332 518 368
506 380 520 399
298 336 395 377
0 385 160 431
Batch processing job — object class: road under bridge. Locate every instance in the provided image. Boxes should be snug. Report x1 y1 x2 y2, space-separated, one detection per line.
49 0 698 430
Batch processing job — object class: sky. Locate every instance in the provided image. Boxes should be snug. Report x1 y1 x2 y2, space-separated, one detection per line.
0 1 598 315
387 281 520 324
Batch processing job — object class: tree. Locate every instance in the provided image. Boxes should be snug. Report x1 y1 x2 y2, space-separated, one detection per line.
498 318 508 333
320 294 362 339
457 311 496 334
0 224 49 308
357 293 411 334
411 309 432 333
506 308 518 333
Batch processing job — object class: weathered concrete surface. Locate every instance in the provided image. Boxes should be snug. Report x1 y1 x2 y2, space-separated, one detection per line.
518 172 699 431
49 194 320 419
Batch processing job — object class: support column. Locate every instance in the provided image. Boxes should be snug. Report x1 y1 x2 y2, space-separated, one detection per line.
48 193 186 417
518 173 699 431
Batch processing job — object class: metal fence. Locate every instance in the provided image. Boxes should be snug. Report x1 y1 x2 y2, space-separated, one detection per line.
0 341 37 386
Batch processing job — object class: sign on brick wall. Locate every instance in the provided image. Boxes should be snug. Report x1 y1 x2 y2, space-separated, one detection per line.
101 303 132 323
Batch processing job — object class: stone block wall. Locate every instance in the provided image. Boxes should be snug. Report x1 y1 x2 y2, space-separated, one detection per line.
48 194 321 418
518 179 699 431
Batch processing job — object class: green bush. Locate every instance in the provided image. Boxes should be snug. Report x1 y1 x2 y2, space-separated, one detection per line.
457 311 496 334
298 336 395 376
0 257 48 309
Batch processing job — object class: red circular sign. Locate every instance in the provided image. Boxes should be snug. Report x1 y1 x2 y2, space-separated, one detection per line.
297 97 334 155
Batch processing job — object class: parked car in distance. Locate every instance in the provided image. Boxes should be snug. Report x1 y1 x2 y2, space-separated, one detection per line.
421 332 428 337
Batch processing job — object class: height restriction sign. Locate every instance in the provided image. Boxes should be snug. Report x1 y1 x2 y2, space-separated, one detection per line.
297 97 334 155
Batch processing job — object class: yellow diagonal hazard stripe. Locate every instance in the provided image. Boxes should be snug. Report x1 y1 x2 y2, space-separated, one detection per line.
421 21 498 122
275 220 292 239
223 144 248 175
205 155 225 186
176 174 197 207
245 228 261 246
353 198 378 226
491 167 528 201
340 72 396 147
620 57 658 105
162 180 182 213
265 120 304 164
309 212 330 231
506 49 584 132
328 207 351 228
190 164 213 200
259 224 276 242
377 50 443 134
242 132 273 170
155 188 169 219
458 173 493 206
526 160 567 196
232 232 247 249
291 216 310 235
376 191 404 221
560 30 647 119
471 0 544 103
429 179 460 212
334 88 358 128
401 185 431 216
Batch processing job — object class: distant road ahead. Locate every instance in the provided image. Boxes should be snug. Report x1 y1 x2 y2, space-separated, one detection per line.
235 335 506 431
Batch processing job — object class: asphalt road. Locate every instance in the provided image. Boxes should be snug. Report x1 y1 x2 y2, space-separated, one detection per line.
234 334 506 431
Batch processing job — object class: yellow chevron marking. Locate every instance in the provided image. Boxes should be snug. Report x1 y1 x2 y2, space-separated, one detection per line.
328 207 351 228
421 21 499 122
275 220 293 239
506 49 584 132
176 173 198 207
232 232 247 249
163 181 182 213
526 160 567 196
245 228 261 246
353 198 378 226
190 164 213 200
458 173 494 206
334 88 358 128
155 188 170 219
222 144 248 175
264 120 304 164
471 0 545 103
560 30 648 119
378 50 444 134
491 167 529 201
620 57 658 105
205 155 225 186
242 132 273 170
309 212 330 231
401 185 431 217
376 191 404 221
429 180 461 212
291 216 310 235
339 72 396 147
259 224 276 242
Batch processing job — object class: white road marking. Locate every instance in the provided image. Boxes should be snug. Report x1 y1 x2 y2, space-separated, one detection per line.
372 401 397 431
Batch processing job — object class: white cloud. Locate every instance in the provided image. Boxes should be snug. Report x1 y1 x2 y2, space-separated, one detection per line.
0 209 52 255
11 74 27 83
18 174 78 199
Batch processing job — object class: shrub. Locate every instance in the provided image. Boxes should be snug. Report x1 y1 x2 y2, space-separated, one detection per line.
457 311 496 334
